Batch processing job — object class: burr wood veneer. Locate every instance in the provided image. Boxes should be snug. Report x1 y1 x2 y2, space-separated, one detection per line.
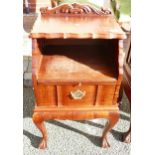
30 4 126 149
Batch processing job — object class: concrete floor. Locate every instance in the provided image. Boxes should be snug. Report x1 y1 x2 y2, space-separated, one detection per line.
23 87 130 155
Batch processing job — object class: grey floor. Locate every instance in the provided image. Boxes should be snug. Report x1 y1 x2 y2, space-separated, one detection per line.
23 87 130 155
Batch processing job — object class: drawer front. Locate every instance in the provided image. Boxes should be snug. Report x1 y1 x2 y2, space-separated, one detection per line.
96 85 115 105
35 83 116 106
35 84 57 106
57 84 97 106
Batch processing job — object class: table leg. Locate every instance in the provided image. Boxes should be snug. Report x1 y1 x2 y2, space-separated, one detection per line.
123 126 131 143
33 112 47 149
102 111 120 148
118 83 131 143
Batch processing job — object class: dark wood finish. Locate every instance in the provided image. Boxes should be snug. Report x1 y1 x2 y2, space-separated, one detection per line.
30 4 126 149
122 33 131 143
118 32 131 143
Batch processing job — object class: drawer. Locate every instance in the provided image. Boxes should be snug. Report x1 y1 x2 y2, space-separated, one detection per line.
35 83 116 106
57 84 97 106
96 85 115 105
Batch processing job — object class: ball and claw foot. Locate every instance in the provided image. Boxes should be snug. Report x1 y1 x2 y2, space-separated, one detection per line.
39 138 47 149
102 137 110 148
122 125 131 143
123 131 131 143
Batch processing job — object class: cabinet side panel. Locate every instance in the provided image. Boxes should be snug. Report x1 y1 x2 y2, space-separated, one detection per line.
113 40 125 104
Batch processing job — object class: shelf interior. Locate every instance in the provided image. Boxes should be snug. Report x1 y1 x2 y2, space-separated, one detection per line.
37 39 118 83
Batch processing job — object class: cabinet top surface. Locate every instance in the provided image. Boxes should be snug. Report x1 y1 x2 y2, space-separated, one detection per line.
30 15 126 39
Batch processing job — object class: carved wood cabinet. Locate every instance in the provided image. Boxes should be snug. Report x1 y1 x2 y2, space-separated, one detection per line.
30 3 126 149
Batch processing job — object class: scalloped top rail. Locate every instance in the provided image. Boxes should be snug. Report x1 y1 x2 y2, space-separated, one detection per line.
30 10 126 40
40 3 112 16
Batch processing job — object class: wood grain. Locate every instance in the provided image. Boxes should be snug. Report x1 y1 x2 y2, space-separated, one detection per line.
30 9 126 149
30 15 126 39
57 84 96 106
40 3 111 16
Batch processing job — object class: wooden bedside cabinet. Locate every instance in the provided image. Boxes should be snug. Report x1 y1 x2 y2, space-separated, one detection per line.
29 3 126 149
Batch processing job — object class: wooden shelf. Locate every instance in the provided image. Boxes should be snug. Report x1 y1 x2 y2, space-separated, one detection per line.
37 45 117 84
30 15 126 39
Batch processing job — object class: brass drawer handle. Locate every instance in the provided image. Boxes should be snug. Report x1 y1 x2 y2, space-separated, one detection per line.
70 89 86 100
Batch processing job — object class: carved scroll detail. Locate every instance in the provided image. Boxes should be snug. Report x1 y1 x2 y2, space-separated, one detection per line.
40 3 111 16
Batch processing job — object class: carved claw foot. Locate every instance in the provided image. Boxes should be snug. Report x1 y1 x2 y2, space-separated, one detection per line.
39 138 47 149
102 137 110 148
122 124 131 143
123 131 131 143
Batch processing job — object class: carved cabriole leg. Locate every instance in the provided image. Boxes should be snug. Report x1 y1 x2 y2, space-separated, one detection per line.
123 126 131 143
117 39 131 143
123 97 131 143
32 112 47 149
102 111 120 148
